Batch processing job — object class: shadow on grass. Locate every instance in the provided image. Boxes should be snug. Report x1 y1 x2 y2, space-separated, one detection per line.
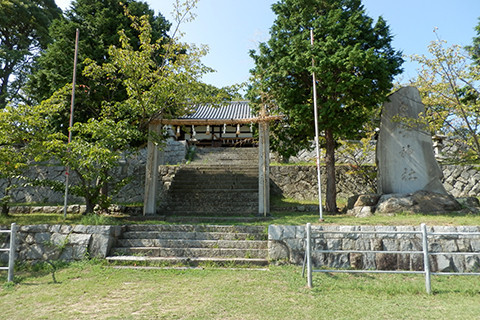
1 196 479 227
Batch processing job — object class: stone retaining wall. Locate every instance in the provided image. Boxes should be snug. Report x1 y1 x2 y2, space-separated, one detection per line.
0 139 186 206
4 224 478 272
269 164 480 201
268 225 480 273
270 165 375 200
443 165 480 197
2 161 479 205
0 224 122 265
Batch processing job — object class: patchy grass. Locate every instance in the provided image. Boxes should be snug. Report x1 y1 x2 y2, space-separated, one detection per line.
1 262 479 319
272 195 349 210
271 196 319 207
1 195 480 227
0 213 83 226
273 211 480 226
1 210 480 227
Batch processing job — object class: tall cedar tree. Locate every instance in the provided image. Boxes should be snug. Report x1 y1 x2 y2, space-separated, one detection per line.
467 17 480 64
0 0 61 108
25 0 170 135
248 0 403 212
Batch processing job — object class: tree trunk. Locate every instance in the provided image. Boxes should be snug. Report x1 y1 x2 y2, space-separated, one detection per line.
1 181 12 217
1 202 9 217
324 128 338 213
85 197 94 215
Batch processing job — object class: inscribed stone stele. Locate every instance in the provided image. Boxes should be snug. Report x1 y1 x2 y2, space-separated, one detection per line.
376 86 447 194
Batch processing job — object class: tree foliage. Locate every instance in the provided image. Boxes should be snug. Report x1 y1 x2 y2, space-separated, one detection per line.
25 0 171 132
410 30 480 164
467 17 480 64
84 12 213 133
248 0 403 211
0 0 61 108
43 107 139 213
0 95 63 215
40 2 216 214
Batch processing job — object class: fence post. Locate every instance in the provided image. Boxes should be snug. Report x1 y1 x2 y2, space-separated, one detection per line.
8 223 16 282
421 223 431 294
306 223 312 288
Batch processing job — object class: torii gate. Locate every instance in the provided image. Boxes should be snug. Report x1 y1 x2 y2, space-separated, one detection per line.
143 105 281 216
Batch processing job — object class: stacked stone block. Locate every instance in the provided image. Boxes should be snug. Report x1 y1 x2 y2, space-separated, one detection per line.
0 224 122 264
268 225 480 273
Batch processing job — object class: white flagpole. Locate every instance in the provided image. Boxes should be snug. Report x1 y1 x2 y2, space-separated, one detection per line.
63 28 79 219
310 29 324 221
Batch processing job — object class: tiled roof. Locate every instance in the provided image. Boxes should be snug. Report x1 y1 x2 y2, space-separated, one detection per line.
180 101 253 120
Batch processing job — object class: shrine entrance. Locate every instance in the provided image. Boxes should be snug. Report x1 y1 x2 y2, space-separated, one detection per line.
143 101 281 217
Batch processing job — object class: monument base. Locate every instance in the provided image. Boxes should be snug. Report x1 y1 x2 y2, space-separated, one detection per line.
346 190 479 217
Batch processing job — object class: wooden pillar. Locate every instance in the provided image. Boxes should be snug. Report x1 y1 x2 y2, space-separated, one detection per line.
143 123 163 216
258 120 270 216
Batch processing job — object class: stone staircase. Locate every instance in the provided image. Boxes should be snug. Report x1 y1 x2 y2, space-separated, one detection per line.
162 147 260 216
106 224 269 267
192 147 258 165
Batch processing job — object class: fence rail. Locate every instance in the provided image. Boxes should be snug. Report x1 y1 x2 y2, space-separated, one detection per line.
303 223 480 294
0 223 17 282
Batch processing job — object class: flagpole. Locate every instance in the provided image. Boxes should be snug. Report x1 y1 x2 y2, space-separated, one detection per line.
63 28 79 219
310 29 324 221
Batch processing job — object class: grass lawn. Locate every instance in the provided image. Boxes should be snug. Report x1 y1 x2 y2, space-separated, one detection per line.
2 195 480 227
1 261 479 319
1 210 480 227
1 199 479 319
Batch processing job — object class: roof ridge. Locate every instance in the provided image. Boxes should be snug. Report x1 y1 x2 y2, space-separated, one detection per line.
180 101 253 120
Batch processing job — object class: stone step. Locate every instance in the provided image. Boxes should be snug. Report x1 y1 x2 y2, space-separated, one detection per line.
117 239 267 249
174 173 258 178
163 147 260 214
161 202 258 210
172 172 258 179
121 231 267 241
123 224 266 234
162 201 259 210
107 223 269 268
192 147 259 162
172 171 258 177
162 210 258 216
177 165 258 171
168 189 259 194
188 161 258 167
167 192 259 201
106 256 269 267
168 185 258 191
173 171 256 175
170 182 257 188
163 216 272 223
163 203 259 212
111 247 268 259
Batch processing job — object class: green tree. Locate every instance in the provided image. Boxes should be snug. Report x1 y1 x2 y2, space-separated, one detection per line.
0 96 63 216
467 17 480 64
248 0 403 212
42 2 215 214
0 0 61 108
44 113 139 213
410 31 480 164
25 0 171 133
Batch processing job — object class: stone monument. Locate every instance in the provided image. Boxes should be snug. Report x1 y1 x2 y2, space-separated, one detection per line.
346 87 468 217
376 86 447 195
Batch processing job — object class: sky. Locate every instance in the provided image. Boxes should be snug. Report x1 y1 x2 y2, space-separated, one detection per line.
55 0 480 89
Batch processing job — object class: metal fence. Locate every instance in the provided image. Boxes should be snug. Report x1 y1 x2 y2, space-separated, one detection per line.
0 223 17 282
303 223 480 294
